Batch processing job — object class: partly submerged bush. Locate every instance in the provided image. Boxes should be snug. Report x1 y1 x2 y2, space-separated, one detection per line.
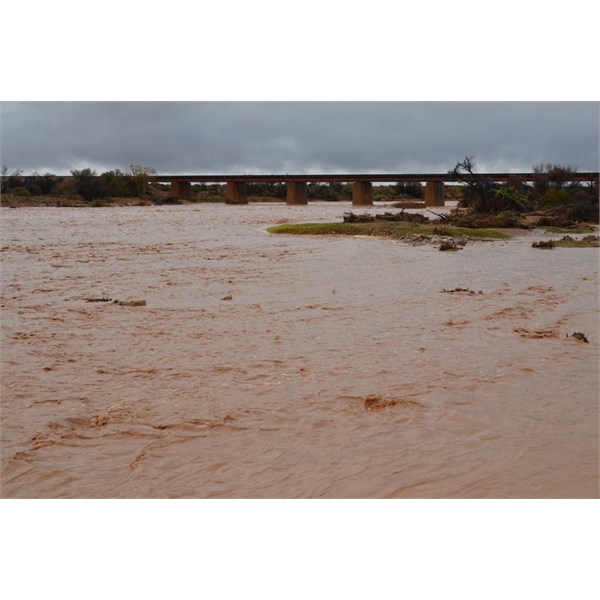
565 199 599 223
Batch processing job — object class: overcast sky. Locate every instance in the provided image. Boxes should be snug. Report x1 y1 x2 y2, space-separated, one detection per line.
1 102 598 175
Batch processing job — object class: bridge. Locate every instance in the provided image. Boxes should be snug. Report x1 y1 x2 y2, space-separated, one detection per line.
149 172 600 207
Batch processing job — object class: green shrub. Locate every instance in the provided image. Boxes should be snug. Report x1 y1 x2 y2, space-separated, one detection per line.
71 168 104 201
541 188 574 207
30 172 61 195
13 187 31 197
462 185 528 213
100 170 129 197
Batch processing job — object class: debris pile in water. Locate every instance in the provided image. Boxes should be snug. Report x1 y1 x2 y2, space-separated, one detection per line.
343 210 429 224
567 332 590 343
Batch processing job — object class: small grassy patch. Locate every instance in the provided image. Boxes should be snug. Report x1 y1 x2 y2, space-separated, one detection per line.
537 225 597 234
266 221 509 239
554 235 599 248
431 225 507 239
532 235 599 249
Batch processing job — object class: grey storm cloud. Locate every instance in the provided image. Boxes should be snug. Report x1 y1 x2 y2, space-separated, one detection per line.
1 101 598 175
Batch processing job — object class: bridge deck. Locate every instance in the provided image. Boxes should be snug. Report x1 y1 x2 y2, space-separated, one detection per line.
149 172 599 184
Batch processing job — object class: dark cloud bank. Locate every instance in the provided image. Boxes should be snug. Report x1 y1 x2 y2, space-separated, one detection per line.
1 102 598 175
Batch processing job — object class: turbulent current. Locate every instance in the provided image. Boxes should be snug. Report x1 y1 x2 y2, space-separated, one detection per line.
1 203 598 498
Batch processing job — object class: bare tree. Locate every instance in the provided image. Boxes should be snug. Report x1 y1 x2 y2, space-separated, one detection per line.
128 165 156 198
1 165 23 193
449 156 496 211
450 156 527 213
532 163 578 195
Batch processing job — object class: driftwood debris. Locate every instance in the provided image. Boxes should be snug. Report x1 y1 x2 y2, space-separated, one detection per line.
119 297 146 306
363 394 423 412
426 209 448 222
567 332 590 343
431 210 529 229
441 287 483 294
439 240 462 251
343 211 374 222
343 210 430 224
532 239 555 248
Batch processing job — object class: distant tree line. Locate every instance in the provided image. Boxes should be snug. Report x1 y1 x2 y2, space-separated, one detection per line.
1 166 428 203
4 160 595 218
1 166 62 196
69 165 157 201
1 164 156 201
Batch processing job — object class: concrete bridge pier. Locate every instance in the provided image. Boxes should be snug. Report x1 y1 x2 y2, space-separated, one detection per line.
287 182 308 205
352 182 373 206
226 182 248 204
425 182 445 207
170 181 192 199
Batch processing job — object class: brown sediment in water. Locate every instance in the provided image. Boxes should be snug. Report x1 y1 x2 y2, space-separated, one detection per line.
1 203 598 498
363 395 424 411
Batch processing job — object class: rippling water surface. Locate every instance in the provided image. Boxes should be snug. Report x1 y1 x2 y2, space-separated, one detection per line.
1 203 598 498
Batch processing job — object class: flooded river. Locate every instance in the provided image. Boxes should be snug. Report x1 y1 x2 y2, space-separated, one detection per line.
1 203 598 498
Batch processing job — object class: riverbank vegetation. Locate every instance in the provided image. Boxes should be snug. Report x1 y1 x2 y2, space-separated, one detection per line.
2 159 598 227
1 164 159 205
451 157 598 224
0 172 442 206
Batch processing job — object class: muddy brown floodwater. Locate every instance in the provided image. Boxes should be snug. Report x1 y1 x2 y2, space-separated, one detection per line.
1 203 598 498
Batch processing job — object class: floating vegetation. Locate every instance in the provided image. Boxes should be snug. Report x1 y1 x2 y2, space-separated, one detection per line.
118 297 146 306
513 327 559 339
363 394 424 412
441 288 483 294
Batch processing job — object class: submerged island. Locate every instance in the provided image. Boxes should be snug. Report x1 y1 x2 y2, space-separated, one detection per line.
266 211 598 249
